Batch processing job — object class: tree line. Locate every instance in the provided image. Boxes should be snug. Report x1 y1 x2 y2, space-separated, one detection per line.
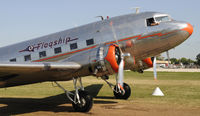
167 54 200 66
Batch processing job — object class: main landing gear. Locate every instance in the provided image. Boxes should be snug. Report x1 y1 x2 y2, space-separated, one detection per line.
101 76 131 99
55 77 93 112
113 83 131 99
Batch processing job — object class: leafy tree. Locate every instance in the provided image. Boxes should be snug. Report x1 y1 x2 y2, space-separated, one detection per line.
156 54 164 60
170 58 180 64
196 54 200 65
180 57 191 65
164 56 196 66
188 59 194 64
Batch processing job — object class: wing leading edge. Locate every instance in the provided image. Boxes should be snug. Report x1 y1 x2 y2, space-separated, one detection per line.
0 62 81 88
0 62 81 73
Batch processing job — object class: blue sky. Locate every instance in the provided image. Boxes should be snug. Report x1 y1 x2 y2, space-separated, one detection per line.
0 0 199 60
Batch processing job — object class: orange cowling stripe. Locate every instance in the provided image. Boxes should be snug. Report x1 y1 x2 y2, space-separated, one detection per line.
104 45 119 73
142 57 153 67
181 23 193 35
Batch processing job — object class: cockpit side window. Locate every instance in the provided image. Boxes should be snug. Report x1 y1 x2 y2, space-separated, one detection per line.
146 17 159 26
146 15 171 27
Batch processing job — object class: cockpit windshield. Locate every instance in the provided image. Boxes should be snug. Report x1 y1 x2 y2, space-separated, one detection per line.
155 16 171 23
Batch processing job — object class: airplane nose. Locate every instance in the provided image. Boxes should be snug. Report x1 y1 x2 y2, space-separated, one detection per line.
166 22 193 50
181 23 193 36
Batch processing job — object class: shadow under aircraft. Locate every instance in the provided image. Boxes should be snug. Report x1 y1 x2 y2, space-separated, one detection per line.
0 84 116 115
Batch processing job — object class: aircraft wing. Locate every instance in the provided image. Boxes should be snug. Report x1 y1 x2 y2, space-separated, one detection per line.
0 62 81 87
0 62 81 73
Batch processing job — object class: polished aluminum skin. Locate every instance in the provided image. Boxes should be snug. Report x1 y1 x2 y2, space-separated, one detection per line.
0 12 193 87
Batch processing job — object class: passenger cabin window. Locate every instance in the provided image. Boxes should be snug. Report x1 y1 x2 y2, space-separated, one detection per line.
54 47 62 54
86 39 94 46
70 43 78 50
10 58 16 62
39 51 46 58
24 55 31 61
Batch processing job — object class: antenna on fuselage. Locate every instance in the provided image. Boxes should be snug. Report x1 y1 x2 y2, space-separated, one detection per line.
131 7 140 14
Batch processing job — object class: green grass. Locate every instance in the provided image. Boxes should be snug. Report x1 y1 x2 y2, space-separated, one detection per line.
1 71 200 107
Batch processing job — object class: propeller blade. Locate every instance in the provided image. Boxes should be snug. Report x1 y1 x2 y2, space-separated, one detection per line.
110 20 131 91
118 53 130 87
118 57 124 87
153 57 157 80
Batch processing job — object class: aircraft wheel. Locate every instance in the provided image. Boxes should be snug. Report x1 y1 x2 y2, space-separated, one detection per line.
72 90 93 112
113 83 131 100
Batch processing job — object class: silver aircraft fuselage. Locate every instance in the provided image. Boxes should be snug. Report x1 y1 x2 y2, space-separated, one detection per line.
0 12 193 87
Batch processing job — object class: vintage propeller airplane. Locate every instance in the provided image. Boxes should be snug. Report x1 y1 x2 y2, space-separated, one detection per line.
0 11 193 112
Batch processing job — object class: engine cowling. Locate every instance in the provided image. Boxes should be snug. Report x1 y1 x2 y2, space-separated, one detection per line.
104 45 121 73
88 44 121 77
128 57 153 73
142 57 153 68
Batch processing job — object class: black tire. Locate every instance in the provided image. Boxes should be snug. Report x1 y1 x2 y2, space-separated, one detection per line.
113 83 131 100
72 90 93 112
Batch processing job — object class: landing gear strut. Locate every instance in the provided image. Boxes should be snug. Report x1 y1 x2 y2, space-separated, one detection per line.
102 76 131 99
55 77 93 112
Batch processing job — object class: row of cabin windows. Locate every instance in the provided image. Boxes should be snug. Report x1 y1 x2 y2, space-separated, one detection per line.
9 38 94 62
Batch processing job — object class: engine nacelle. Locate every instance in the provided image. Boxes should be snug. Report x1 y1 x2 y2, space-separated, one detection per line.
63 44 121 77
128 57 153 73
89 44 121 77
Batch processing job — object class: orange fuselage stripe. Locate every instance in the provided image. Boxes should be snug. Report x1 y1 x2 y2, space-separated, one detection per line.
34 45 97 62
33 28 188 62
